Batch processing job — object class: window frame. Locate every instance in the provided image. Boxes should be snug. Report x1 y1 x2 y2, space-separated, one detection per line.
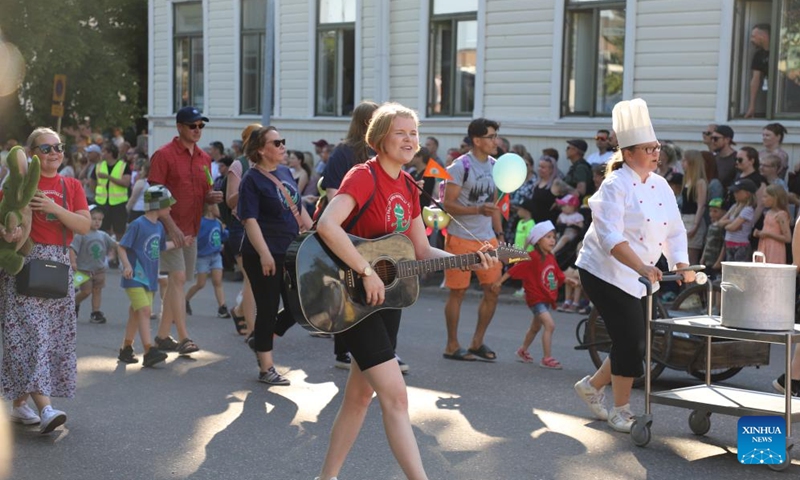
561 0 626 118
240 0 266 115
315 0 356 117
427 8 478 118
732 0 800 120
173 1 204 113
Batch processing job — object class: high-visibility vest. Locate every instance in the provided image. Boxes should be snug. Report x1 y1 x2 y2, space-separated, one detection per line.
95 160 129 206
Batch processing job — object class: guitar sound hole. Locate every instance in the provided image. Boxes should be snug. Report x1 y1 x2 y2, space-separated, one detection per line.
373 259 396 286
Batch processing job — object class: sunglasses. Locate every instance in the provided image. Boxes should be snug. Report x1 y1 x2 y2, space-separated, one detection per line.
710 136 724 141
736 157 747 163
183 123 206 130
270 139 286 148
595 136 608 141
702 131 713 136
35 143 65 154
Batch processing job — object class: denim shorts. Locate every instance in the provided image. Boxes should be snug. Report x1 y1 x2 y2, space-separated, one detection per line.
529 302 549 316
195 253 223 274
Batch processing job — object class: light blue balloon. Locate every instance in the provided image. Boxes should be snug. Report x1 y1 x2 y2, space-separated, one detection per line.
492 153 527 192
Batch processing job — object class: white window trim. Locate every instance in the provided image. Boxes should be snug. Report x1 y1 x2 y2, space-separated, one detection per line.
274 0 282 118
417 1 430 118
354 0 362 109
376 0 390 102
167 0 207 115
716 0 735 122
474 0 486 118
308 0 316 117
549 0 565 120
232 0 241 116
148 0 155 119
622 0 636 99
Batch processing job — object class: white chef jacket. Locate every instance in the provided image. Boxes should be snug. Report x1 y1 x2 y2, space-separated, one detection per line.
576 163 689 298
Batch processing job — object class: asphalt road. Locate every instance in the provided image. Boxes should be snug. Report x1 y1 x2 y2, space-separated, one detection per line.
3 271 798 479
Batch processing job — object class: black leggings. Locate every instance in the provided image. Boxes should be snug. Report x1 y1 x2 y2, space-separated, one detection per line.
337 309 401 371
579 268 648 378
242 252 294 353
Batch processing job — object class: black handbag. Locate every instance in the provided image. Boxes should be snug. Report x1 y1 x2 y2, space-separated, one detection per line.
16 179 70 299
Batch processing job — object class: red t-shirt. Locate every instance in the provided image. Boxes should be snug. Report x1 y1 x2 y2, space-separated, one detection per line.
30 175 89 245
336 158 420 239
148 137 212 236
507 251 565 308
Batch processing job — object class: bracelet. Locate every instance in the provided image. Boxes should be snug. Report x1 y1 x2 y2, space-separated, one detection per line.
495 232 504 238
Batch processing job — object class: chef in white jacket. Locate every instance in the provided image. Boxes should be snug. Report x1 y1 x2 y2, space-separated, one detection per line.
572 99 696 434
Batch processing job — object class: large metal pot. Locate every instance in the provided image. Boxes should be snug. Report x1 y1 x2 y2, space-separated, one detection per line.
720 252 796 331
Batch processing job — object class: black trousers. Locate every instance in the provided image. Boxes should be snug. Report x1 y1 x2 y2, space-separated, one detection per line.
579 268 648 378
242 252 293 353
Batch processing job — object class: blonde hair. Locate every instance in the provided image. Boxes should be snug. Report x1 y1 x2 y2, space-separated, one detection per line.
765 184 789 212
26 127 61 151
728 187 756 219
365 102 420 155
605 149 625 177
240 123 262 152
681 150 707 201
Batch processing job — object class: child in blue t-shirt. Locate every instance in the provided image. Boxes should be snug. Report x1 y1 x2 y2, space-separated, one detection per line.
116 185 181 367
186 204 230 320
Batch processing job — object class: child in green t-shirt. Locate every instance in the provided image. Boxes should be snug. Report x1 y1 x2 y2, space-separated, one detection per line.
513 202 536 297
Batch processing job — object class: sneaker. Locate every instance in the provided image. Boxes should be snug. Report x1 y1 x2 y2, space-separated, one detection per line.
335 353 351 370
607 404 635 433
143 348 168 367
772 374 800 397
574 375 609 421
217 305 231 318
39 406 66 434
118 345 139 364
557 302 571 312
154 336 179 352
396 355 409 374
10 404 40 425
185 300 193 315
513 288 525 298
258 366 290 386
89 311 107 324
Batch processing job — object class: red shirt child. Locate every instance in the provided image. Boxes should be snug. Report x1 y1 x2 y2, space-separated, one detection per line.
506 249 565 308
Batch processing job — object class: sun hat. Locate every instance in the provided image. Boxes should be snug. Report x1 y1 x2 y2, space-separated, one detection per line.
144 185 177 211
527 220 555 246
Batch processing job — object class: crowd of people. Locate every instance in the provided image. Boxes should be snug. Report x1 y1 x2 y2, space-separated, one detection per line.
2 98 800 479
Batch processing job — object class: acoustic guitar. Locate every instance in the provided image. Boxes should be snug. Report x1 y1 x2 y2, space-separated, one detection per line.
284 231 528 334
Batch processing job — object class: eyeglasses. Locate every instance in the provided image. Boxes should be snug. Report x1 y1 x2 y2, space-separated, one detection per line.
270 139 286 148
183 123 206 130
702 131 713 136
634 144 662 155
34 143 65 154
595 136 608 141
710 135 724 142
736 157 747 163
479 134 498 140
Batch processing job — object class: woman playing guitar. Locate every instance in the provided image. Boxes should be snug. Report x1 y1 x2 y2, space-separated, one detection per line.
314 103 498 480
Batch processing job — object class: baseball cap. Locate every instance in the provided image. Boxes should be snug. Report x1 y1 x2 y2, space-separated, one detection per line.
312 139 329 147
85 144 101 154
708 197 724 208
176 106 209 124
527 221 555 247
730 178 757 193
714 125 736 144
566 139 588 153
556 194 580 207
144 185 177 211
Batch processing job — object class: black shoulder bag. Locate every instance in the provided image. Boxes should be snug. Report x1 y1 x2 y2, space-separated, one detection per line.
16 179 70 299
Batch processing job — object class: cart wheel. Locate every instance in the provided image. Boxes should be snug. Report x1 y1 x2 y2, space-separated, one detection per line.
767 452 791 471
688 410 711 436
631 419 651 447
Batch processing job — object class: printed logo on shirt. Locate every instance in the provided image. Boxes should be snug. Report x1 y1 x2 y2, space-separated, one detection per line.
541 264 558 292
210 228 222 248
36 189 64 222
87 239 106 260
278 181 300 210
465 170 495 205
385 193 411 233
143 233 162 261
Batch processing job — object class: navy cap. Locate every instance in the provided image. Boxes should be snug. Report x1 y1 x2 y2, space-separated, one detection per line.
176 106 209 124
730 177 757 194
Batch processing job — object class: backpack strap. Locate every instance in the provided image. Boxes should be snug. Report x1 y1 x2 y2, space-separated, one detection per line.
343 163 378 233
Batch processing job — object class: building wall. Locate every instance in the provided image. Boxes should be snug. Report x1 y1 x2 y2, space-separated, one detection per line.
148 0 799 168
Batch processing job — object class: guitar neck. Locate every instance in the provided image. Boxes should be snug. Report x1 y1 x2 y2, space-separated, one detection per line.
396 251 494 278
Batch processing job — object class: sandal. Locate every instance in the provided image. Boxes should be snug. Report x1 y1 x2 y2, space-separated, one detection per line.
516 348 534 363
231 313 247 335
154 335 179 352
539 356 562 369
177 338 200 355
468 344 497 361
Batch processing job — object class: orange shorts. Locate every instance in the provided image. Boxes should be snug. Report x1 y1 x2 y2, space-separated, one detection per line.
443 235 502 290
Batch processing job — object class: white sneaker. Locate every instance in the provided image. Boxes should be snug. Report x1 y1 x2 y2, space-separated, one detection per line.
607 404 635 433
574 375 609 421
10 404 40 425
39 405 67 434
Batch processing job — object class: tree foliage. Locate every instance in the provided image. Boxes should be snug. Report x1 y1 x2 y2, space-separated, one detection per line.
0 0 147 139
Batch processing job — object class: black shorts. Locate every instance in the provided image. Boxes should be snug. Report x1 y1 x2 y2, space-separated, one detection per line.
100 203 128 235
337 309 400 371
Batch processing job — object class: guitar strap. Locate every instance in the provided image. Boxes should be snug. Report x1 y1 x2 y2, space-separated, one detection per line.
408 177 491 245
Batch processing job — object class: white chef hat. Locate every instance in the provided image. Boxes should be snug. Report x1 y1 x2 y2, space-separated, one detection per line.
612 98 657 149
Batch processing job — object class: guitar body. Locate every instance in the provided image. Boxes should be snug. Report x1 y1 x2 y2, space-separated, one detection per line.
285 232 419 334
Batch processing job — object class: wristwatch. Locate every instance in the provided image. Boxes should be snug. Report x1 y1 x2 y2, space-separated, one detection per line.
360 265 374 277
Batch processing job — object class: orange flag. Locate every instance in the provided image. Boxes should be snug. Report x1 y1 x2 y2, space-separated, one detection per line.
497 193 510 220
422 158 452 181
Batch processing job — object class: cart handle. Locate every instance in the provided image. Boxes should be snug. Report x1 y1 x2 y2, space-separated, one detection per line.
638 273 688 296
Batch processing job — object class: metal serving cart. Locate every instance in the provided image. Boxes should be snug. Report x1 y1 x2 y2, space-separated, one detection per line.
632 275 800 471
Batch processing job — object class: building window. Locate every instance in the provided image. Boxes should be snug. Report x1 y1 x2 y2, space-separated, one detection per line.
731 0 800 119
174 2 204 112
562 1 625 117
241 0 266 115
427 0 478 117
316 0 355 117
